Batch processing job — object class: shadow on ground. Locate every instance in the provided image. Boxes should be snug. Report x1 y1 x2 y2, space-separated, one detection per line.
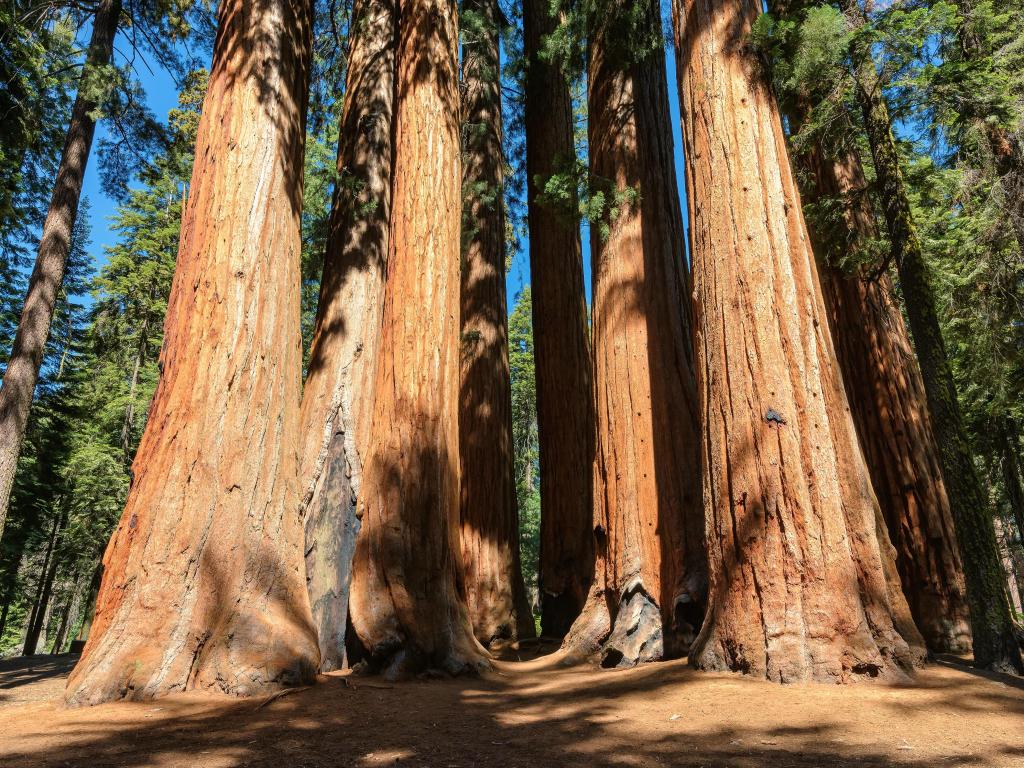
0 649 1022 767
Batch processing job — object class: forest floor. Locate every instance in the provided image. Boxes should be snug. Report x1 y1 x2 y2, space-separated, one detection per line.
0 644 1022 767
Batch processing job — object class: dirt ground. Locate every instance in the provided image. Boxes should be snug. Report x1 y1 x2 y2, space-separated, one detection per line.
1 647 1022 768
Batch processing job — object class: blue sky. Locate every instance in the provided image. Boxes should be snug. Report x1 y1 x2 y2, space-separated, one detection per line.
79 8 691 317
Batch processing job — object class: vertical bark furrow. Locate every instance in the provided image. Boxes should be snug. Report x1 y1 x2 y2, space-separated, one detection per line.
66 0 319 705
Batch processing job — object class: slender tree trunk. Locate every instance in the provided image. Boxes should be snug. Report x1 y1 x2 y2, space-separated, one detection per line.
347 0 488 679
23 512 61 654
673 0 925 682
562 0 705 668
789 138 972 653
0 0 122 539
459 0 533 645
522 0 596 640
851 46 1024 674
49 569 80 654
299 0 395 673
0 596 9 639
994 516 1023 615
23 510 65 655
998 419 1024 547
73 562 103 647
65 0 319 705
120 319 149 461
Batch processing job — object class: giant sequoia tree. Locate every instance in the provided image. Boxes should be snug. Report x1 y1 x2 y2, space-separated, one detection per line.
523 0 596 639
299 0 395 673
459 0 533 645
347 0 489 678
65 0 319 705
0 0 122 539
672 0 925 682
563 0 705 668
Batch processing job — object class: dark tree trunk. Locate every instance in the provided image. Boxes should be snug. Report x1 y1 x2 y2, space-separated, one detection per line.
347 0 490 680
299 0 395 673
23 511 65 655
852 48 1024 674
65 0 320 705
522 0 596 640
0 0 122 539
562 0 705 668
459 0 534 645
673 0 925 682
998 420 1024 548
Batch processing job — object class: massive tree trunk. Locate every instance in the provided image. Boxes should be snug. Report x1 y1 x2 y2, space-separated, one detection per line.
299 0 395 673
0 0 121 539
793 141 972 653
459 0 533 646
65 0 319 705
522 0 596 640
562 0 704 668
851 43 1024 673
672 0 925 682
347 0 489 679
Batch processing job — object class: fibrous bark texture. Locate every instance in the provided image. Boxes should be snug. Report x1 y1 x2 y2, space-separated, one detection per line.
65 0 319 705
0 0 121 539
851 43 1023 674
562 0 705 668
796 144 972 653
459 0 533 645
523 0 596 639
347 0 489 679
299 0 395 673
673 0 925 682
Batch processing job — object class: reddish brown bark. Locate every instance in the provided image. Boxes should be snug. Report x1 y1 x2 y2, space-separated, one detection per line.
794 145 972 653
562 0 705 667
523 0 596 639
673 0 925 682
0 0 121 538
347 0 489 679
65 0 318 705
459 0 533 645
300 0 395 672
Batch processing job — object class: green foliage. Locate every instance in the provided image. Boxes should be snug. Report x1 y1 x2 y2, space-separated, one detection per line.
508 287 540 599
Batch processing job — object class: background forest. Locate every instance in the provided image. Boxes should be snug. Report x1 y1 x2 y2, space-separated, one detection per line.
0 0 1022 666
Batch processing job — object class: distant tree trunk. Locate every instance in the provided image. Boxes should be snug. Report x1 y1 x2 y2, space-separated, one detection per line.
347 0 489 679
673 0 925 682
459 0 533 645
998 420 1024 548
851 42 1024 674
0 0 122 540
65 0 319 705
791 140 972 653
523 0 596 640
49 570 81 654
994 516 1023 616
23 512 63 655
73 563 103 647
119 318 149 461
562 0 704 668
299 0 395 673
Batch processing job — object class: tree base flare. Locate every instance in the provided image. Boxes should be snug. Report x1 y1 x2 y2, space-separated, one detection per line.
561 583 675 669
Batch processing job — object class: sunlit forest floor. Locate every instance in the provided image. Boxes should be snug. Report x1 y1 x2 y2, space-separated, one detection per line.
0 645 1022 767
